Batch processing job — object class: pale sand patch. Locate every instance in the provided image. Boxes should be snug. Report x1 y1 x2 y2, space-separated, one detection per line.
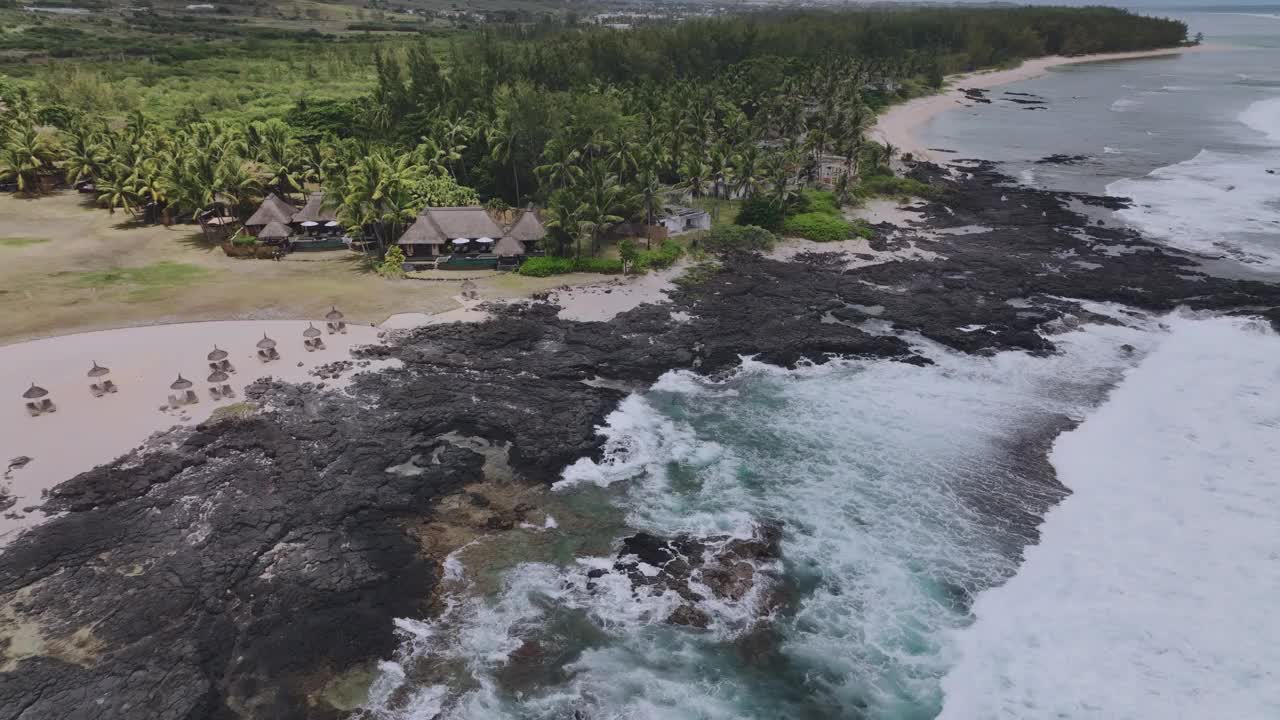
852 198 927 227
552 262 686 322
0 320 392 544
871 46 1225 163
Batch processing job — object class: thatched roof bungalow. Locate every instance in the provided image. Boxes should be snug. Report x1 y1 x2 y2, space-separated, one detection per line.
397 207 546 258
245 194 297 236
292 192 338 225
258 220 292 243
397 207 505 257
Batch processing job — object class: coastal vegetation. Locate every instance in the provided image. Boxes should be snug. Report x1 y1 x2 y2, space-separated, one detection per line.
0 6 1188 269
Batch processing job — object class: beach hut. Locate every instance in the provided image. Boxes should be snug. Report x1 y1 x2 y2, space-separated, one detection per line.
257 221 292 244
303 323 325 351
22 383 54 416
169 374 197 407
207 370 233 400
244 193 297 237
87 361 117 397
460 278 479 301
505 209 548 254
207 345 235 374
256 333 280 362
325 306 347 335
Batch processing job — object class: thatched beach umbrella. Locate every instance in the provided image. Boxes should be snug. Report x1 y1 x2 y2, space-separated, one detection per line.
22 384 48 400
256 334 277 350
207 346 229 362
207 370 229 384
87 362 110 378
325 306 344 322
303 323 321 338
170 375 193 391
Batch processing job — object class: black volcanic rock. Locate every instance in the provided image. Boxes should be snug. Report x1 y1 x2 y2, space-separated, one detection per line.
2 160 1278 719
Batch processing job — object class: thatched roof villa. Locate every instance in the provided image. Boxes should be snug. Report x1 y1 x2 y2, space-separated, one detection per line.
244 194 297 236
397 207 546 258
292 192 338 226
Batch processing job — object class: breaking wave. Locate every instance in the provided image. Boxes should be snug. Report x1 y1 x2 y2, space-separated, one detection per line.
940 314 1280 719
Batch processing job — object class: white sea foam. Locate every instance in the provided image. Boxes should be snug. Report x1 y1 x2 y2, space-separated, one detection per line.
1109 97 1142 112
939 314 1280 719
1239 95 1280 143
362 313 1180 719
1107 147 1280 266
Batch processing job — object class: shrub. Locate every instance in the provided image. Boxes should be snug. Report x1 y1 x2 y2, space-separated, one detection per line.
517 256 625 277
857 175 935 199
702 224 776 254
517 256 576 277
232 234 258 246
798 190 841 216
782 212 851 242
634 239 683 270
378 245 405 278
850 219 875 240
735 196 785 231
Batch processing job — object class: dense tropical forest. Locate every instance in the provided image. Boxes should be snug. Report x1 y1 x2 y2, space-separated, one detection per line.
0 6 1189 258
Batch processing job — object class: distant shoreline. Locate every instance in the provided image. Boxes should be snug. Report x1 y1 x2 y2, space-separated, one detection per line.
871 45 1227 163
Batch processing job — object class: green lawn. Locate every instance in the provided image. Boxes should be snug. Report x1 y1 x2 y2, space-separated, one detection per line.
0 237 49 248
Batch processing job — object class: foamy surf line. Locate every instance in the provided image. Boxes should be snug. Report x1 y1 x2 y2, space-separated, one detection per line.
1107 96 1280 268
940 314 1280 719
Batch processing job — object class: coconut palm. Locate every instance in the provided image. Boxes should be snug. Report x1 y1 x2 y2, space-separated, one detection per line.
534 137 583 194
0 124 61 194
633 167 666 250
576 161 626 257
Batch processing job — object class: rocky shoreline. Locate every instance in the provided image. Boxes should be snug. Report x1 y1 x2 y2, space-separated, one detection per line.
3 162 1279 719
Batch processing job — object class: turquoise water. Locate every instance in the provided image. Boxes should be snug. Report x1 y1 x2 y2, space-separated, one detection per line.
355 11 1280 719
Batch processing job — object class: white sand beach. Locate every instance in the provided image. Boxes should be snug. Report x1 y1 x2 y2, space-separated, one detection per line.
0 320 391 543
0 271 687 545
871 46 1221 163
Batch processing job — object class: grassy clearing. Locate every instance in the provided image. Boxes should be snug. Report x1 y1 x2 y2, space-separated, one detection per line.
0 237 49 248
0 193 584 344
73 262 210 289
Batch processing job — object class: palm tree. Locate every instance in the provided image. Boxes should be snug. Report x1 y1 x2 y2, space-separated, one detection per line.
62 124 106 185
576 162 626 257
534 137 583 194
633 167 666 250
0 124 61 194
543 189 580 257
678 156 711 200
488 121 522 204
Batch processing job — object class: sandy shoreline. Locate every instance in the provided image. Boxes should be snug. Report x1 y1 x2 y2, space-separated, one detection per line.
871 45 1222 163
0 271 677 544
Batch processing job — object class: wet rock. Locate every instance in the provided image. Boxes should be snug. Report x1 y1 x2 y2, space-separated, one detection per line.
667 605 711 629
3 158 1278 719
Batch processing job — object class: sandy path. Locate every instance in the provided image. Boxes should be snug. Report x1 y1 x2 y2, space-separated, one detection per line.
871 46 1221 163
0 320 392 543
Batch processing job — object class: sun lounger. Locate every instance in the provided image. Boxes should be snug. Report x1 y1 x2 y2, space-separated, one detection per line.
210 386 222 400
184 389 199 405
222 360 235 373
103 379 118 393
305 339 316 352
220 384 235 398
39 398 56 413
26 402 41 417
168 394 181 409
90 383 105 398
257 349 271 362
313 339 326 350
268 347 280 361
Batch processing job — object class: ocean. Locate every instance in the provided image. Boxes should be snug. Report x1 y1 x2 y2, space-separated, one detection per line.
919 8 1280 271
356 9 1280 719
